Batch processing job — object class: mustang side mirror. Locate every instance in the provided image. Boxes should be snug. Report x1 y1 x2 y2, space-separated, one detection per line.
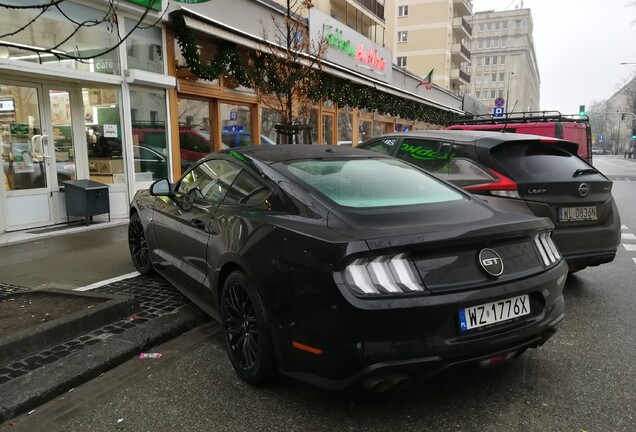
150 178 171 196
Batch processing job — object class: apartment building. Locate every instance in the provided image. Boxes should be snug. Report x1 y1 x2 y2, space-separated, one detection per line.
469 7 540 113
387 0 473 96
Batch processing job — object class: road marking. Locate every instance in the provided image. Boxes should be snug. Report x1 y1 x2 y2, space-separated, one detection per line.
621 233 636 240
622 225 629 230
633 258 636 265
74 271 140 291
623 244 636 251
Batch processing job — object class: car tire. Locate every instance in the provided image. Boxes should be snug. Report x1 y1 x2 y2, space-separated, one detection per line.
128 212 154 275
221 271 276 385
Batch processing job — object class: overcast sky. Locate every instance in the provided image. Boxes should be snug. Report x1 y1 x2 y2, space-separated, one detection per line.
472 0 636 114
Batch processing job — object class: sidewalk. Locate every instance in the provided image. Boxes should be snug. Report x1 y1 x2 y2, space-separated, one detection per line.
0 222 207 422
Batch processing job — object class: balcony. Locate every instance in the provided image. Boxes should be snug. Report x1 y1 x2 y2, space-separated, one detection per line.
452 16 473 38
451 68 471 84
452 0 473 17
451 42 471 62
352 0 385 21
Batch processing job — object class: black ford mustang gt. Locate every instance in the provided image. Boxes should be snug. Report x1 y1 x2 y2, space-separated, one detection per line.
128 145 567 391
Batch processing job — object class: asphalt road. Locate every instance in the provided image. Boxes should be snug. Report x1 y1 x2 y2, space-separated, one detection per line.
4 155 636 432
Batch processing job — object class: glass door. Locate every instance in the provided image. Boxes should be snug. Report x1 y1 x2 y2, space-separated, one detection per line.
1 82 55 230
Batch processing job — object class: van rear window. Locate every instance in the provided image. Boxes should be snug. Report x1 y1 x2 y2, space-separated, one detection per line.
488 141 595 182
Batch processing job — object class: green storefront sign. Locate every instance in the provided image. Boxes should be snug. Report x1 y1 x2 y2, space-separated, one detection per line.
125 0 162 11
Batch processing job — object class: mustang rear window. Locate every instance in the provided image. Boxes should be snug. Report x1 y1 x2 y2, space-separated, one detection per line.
285 158 463 208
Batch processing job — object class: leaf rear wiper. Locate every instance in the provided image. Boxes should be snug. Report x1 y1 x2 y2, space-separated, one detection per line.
573 168 599 177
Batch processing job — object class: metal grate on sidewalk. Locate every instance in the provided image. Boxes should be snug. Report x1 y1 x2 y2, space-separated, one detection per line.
0 275 192 385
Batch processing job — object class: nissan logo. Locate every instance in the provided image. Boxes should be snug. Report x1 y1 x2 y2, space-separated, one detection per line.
478 249 504 277
578 183 589 197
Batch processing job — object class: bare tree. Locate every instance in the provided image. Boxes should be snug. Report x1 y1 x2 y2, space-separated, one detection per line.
246 0 327 143
0 0 164 63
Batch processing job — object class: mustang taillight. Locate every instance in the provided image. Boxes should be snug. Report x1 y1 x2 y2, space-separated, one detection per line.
343 253 425 296
464 169 521 199
534 232 561 266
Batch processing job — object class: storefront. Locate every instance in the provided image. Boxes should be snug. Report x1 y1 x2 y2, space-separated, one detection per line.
166 5 462 178
0 1 173 233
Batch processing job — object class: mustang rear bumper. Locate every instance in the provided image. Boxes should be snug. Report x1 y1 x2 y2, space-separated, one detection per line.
271 261 567 390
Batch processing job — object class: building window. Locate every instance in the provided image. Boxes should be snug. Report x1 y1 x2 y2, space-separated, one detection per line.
499 72 505 82
486 23 492 31
478 40 484 49
479 23 485 32
494 22 500 30
492 56 498 65
501 38 507 47
475 91 481 99
398 31 408 43
498 90 504 98
398 5 409 17
483 74 489 83
500 55 506 64
484 57 490 66
502 21 508 29
515 20 522 28
493 38 500 48
492 73 497 82
491 90 496 99
476 57 482 66
397 56 407 67
485 39 491 48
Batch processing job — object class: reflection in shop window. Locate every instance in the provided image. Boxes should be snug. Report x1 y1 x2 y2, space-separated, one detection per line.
178 98 211 172
359 120 373 144
84 88 122 184
130 89 168 182
126 18 163 74
260 108 281 144
337 112 353 145
220 103 252 148
1 1 120 75
174 35 219 85
373 122 385 137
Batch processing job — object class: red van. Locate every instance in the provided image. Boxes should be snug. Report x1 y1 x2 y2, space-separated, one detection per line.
447 111 593 164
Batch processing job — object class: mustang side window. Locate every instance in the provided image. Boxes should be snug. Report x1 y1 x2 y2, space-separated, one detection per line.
177 159 242 202
223 170 269 205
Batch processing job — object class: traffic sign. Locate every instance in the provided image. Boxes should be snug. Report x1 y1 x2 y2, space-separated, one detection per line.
494 97 505 108
222 125 244 132
493 107 505 118
599 134 604 143
230 111 237 121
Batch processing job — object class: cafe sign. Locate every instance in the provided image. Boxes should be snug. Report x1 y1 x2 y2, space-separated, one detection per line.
309 8 391 82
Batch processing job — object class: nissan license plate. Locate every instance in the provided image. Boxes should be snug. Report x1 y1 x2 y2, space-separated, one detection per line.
559 206 597 222
459 294 530 332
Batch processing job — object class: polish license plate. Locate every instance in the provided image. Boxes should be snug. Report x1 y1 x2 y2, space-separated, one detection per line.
459 294 530 332
559 206 598 222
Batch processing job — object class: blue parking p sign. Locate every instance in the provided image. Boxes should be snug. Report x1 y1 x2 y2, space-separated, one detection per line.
493 107 505 118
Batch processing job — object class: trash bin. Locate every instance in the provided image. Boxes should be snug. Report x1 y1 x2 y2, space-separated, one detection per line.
63 180 110 226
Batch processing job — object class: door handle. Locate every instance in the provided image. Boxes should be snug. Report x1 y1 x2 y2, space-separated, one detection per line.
190 218 206 229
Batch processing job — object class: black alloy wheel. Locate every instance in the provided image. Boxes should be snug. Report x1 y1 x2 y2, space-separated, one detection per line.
221 271 276 385
128 213 153 275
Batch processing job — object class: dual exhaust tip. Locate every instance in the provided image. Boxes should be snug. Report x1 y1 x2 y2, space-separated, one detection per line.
360 370 415 393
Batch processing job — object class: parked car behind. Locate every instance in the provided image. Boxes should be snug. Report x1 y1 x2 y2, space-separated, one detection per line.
129 145 566 391
359 130 621 273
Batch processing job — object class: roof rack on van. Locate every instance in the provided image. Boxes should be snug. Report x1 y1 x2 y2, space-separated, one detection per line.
452 110 590 125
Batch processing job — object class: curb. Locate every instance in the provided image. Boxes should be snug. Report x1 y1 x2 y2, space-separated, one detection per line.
0 304 209 422
0 289 138 365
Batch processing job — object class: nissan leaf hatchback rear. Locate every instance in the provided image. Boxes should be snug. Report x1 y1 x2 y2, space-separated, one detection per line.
359 130 621 272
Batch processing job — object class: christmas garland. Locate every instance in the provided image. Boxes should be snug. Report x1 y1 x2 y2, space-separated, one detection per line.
171 12 456 125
